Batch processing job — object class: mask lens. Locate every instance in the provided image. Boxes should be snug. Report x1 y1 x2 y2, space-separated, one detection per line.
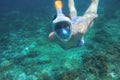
54 21 71 40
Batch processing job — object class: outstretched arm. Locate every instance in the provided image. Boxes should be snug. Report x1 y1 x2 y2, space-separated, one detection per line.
79 0 99 43
84 0 99 18
68 0 77 18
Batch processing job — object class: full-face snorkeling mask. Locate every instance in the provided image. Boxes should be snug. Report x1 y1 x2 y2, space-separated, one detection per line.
52 0 72 42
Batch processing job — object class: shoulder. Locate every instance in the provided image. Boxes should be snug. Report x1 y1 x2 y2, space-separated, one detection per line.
71 16 88 34
48 32 55 40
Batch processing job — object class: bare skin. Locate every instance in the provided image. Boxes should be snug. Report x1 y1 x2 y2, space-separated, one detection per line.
49 0 99 48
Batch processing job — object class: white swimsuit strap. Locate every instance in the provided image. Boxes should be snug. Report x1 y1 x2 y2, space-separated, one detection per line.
72 16 83 23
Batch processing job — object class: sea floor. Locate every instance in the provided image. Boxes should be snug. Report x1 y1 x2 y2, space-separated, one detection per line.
0 9 120 80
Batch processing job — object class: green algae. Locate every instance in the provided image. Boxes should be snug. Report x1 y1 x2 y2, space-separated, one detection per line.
0 1 120 80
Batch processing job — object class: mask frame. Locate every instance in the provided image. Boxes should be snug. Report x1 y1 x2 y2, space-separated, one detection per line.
53 19 72 42
52 0 72 42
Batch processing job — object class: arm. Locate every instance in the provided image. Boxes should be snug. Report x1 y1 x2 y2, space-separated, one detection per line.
77 0 99 43
81 0 99 33
84 0 99 18
68 0 77 18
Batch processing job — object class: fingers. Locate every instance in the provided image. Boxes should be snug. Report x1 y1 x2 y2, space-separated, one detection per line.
91 0 99 4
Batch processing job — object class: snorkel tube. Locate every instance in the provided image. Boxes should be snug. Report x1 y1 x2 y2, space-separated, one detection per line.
53 0 72 42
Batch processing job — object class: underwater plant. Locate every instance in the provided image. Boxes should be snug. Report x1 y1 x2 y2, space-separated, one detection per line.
82 54 109 77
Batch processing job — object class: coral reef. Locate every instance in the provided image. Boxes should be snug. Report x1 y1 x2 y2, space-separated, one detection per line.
0 0 120 80
82 54 108 77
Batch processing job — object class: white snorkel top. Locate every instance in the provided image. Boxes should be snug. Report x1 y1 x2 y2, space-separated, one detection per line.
53 0 72 42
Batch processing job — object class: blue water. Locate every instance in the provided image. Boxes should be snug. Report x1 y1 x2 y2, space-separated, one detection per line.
0 0 120 80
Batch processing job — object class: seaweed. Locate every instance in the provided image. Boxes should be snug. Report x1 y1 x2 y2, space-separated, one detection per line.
82 54 109 77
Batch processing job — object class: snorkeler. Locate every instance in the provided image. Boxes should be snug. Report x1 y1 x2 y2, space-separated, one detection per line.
49 0 99 49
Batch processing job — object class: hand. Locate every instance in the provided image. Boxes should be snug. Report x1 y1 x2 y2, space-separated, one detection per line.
91 0 98 3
